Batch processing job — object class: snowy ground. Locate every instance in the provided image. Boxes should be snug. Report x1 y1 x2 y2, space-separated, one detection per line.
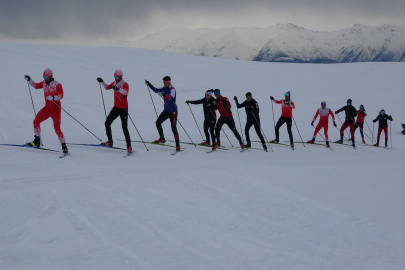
1 42 405 270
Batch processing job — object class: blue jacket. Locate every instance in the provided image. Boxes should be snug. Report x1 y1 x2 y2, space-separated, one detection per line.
150 84 177 112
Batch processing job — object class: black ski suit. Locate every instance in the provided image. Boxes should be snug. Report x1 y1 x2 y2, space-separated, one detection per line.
236 98 265 146
189 97 217 144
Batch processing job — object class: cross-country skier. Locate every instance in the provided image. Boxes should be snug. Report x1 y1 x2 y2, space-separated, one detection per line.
24 68 68 154
234 92 267 151
351 104 367 144
335 99 357 147
186 90 217 147
307 101 337 147
372 109 393 147
97 69 132 154
145 76 181 152
269 91 295 148
213 89 245 150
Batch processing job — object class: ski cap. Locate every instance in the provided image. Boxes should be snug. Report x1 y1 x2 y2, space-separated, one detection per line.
114 69 123 77
380 109 385 114
347 99 352 104
321 101 326 106
284 91 290 97
43 68 53 78
360 104 365 110
214 89 221 95
206 89 214 97
246 92 252 97
162 76 171 82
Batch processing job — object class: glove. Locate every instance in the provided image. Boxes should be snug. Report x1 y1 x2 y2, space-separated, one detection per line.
46 96 54 101
335 111 338 114
270 96 274 100
112 86 119 91
311 121 314 126
185 100 190 104
390 115 393 121
333 121 337 127
373 119 377 123
145 80 151 87
24 75 31 81
96 77 103 83
285 101 290 106
233 96 238 101
158 92 165 97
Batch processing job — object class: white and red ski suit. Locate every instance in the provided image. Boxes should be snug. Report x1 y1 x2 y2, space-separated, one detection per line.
312 107 335 140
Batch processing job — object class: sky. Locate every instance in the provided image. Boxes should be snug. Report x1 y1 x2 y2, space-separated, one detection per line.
1 0 405 42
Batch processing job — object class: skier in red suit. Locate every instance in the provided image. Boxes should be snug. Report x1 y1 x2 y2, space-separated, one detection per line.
307 101 337 147
24 68 68 154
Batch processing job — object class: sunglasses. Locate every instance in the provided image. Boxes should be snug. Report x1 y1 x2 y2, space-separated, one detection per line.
321 103 326 106
115 76 121 79
43 76 49 79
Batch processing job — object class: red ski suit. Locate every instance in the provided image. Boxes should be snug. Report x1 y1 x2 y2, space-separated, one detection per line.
102 80 129 108
216 95 232 117
312 107 335 140
273 99 295 117
29 79 65 143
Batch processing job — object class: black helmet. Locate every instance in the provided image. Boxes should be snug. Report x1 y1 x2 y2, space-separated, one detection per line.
162 76 171 81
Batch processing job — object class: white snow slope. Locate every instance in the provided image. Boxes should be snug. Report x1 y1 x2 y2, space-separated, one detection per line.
1 42 405 270
133 24 405 63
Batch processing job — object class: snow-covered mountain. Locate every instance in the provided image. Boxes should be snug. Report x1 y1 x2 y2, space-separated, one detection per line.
133 24 405 63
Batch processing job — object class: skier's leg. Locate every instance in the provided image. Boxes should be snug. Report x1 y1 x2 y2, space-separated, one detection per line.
383 127 388 145
313 122 323 139
324 123 329 141
286 117 293 145
349 123 355 142
50 108 65 143
33 107 51 138
119 109 131 147
203 119 210 143
169 111 180 147
253 121 265 145
274 117 285 142
156 110 170 139
215 117 226 144
105 107 120 143
340 122 349 140
209 119 216 145
245 121 253 146
228 117 243 145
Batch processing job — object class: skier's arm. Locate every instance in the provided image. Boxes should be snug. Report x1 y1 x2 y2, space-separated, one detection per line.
313 109 319 121
224 98 232 108
329 109 336 121
29 80 44 89
373 115 380 123
189 98 204 105
117 82 129 95
255 101 260 114
289 101 295 109
163 87 175 102
237 100 247 109
335 106 345 114
53 84 64 101
273 99 283 104
102 82 114 90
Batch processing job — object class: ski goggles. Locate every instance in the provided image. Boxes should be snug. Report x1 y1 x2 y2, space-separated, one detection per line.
43 76 49 79
380 110 385 114
214 90 221 95
114 76 121 79
360 105 364 109
321 102 326 106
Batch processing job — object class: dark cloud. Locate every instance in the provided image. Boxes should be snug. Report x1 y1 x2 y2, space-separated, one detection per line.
1 0 405 40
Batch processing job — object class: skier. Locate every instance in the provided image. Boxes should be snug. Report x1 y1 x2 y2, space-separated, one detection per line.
335 99 357 147
213 89 245 150
372 109 393 147
402 123 405 135
145 76 181 152
185 90 217 148
269 91 295 148
307 101 337 147
234 92 267 151
96 69 132 154
24 68 68 154
351 104 367 144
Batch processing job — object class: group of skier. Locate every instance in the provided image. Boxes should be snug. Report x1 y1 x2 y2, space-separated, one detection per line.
22 68 394 155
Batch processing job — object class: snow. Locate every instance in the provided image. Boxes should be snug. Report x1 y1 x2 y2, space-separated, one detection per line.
1 41 405 270
132 24 405 63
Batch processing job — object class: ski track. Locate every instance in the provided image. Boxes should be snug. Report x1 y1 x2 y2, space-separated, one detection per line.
1 41 405 269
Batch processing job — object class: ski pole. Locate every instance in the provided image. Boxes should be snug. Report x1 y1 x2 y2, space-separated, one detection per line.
292 115 305 147
372 123 375 143
390 120 392 149
98 83 107 119
187 104 204 141
234 100 245 144
52 101 102 141
251 110 274 152
351 118 373 143
146 85 159 119
271 100 276 137
161 95 196 147
26 82 37 116
337 114 351 140
365 119 374 143
116 94 149 151
210 109 234 147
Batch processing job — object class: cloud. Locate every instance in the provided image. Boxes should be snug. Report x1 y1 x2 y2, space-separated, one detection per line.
1 0 405 40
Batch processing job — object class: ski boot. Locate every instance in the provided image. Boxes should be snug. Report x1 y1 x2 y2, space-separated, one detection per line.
61 143 68 154
26 135 40 148
291 143 294 150
335 139 343 144
326 141 330 147
307 138 315 144
245 143 251 148
154 138 166 144
362 138 366 144
269 139 279 144
127 146 133 153
262 144 268 152
200 141 210 146
211 145 217 151
348 138 353 141
373 143 379 147
175 146 181 152
101 140 113 147
215 141 221 147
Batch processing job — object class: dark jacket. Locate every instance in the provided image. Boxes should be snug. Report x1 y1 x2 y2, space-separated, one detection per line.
373 114 393 128
236 98 260 122
189 97 217 120
336 105 357 124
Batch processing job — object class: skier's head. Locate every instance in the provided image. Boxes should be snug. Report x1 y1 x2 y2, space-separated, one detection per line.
214 89 221 98
359 104 365 112
162 76 171 87
321 101 326 109
245 92 252 102
380 109 385 115
284 91 290 101
205 89 214 99
114 69 123 83
347 99 352 105
43 68 53 83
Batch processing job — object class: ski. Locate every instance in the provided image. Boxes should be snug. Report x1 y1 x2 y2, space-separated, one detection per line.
66 143 127 151
0 143 60 153
237 146 267 152
206 149 216 154
240 147 249 152
171 149 184 155
252 140 290 147
119 139 177 148
290 141 333 151
59 152 70 158
166 140 230 150
123 151 135 158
